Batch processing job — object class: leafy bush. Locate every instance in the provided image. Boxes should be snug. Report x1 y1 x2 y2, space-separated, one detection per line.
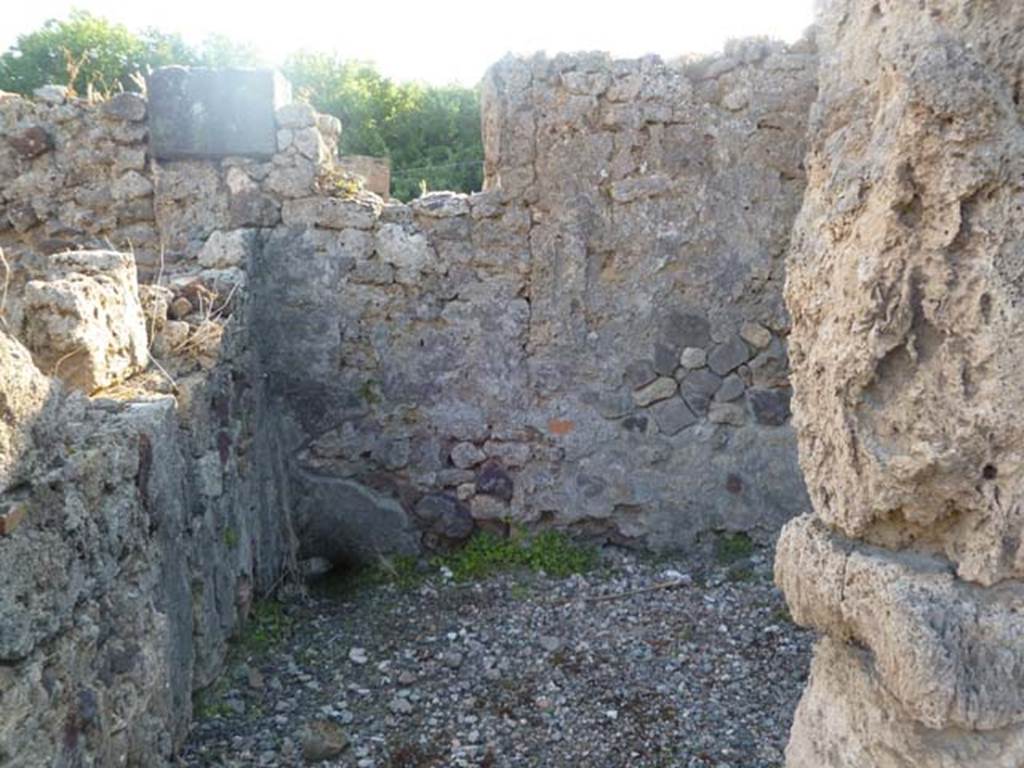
282 52 482 200
0 10 260 96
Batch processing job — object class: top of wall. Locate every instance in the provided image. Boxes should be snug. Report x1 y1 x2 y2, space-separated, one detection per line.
480 34 818 199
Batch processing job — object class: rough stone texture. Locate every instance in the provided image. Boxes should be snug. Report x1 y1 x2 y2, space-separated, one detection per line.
20 250 148 392
0 74 309 767
776 1 1024 765
147 67 291 159
0 330 59 494
787 637 1024 768
0 262 295 767
0 368 291 766
246 44 817 557
1 53 813 550
0 50 826 764
786 0 1024 587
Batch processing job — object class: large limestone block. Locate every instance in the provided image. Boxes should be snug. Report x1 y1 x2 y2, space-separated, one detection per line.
148 67 291 159
787 638 1024 768
785 0 1024 585
0 330 58 494
22 250 148 393
777 515 1024 732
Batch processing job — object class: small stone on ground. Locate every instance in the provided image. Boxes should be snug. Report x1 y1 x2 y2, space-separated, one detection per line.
181 548 810 767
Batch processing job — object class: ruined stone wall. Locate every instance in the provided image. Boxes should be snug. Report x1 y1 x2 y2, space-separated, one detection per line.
268 42 818 561
776 1 1024 765
0 78 318 766
0 296 294 765
0 44 818 763
2 46 817 569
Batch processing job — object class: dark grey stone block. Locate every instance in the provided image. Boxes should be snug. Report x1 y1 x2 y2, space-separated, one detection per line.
680 369 723 416
708 334 751 376
715 373 746 402
650 397 698 435
414 493 473 543
147 67 291 159
748 387 792 426
659 311 711 350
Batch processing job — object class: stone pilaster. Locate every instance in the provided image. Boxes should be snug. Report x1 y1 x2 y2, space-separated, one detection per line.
777 1 1024 765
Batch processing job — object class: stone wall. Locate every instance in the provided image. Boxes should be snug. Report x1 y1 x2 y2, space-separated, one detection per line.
267 42 818 561
0 76 316 766
776 1 1024 765
1 47 816 565
0 292 293 765
0 41 818 764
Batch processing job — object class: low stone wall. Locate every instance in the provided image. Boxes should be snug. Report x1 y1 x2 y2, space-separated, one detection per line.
0 277 292 765
0 73 309 765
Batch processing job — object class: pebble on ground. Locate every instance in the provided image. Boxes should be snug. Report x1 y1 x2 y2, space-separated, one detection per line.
181 548 811 768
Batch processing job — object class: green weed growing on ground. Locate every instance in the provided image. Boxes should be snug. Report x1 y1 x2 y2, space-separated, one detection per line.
232 599 294 657
310 553 423 598
435 530 597 582
713 530 755 565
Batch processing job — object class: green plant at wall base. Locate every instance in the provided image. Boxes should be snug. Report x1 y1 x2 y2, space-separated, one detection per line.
357 379 380 406
436 530 597 582
194 691 232 719
193 677 233 719
310 553 424 598
375 553 422 589
232 600 293 657
713 531 755 564
223 526 239 549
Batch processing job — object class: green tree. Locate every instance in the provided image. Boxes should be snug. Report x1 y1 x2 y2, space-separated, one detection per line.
0 10 262 96
0 10 150 95
385 84 483 200
283 52 483 199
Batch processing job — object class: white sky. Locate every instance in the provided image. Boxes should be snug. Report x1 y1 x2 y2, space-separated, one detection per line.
2 1 816 85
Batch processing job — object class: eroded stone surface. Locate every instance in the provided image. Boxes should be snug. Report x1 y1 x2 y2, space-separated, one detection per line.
0 330 58 494
21 250 148 393
778 516 1024 733
786 0 1024 585
778 2 1024 765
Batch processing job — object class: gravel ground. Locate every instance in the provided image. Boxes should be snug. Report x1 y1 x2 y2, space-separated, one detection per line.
179 547 812 768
